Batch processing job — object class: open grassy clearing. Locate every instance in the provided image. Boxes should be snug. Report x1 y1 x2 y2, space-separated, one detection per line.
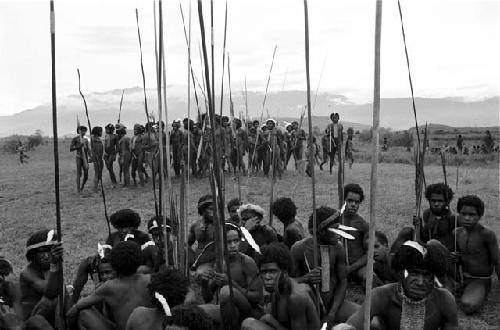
0 142 498 329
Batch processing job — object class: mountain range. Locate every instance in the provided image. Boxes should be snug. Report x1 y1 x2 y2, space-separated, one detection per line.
0 87 497 137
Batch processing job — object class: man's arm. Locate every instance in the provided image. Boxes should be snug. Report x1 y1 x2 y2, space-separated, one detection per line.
289 292 321 330
290 243 321 285
485 229 500 280
187 223 196 247
242 258 264 305
72 258 92 302
67 282 109 317
327 245 347 322
441 290 459 330
345 287 387 329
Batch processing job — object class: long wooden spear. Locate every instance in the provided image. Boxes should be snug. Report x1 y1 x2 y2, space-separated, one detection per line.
364 1 382 329
77 69 112 237
135 9 150 123
227 54 242 201
303 0 319 313
49 2 65 327
118 89 125 123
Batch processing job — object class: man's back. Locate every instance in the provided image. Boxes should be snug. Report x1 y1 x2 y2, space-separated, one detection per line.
126 306 164 330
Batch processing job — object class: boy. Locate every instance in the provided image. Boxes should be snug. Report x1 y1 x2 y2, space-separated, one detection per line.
241 243 320 330
370 231 399 285
66 241 154 330
336 240 458 330
125 269 190 330
452 195 500 314
271 198 305 249
290 207 358 325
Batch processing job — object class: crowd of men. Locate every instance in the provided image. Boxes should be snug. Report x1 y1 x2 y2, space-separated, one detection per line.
0 180 498 330
68 113 355 193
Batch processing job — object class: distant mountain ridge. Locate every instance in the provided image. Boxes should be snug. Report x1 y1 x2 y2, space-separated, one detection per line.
0 88 497 137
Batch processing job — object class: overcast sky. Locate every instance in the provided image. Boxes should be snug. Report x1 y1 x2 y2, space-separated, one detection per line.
0 0 498 116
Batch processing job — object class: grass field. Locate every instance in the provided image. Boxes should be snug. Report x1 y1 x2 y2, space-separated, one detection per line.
0 142 499 329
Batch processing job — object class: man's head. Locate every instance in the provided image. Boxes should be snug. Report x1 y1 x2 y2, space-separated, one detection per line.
225 223 242 254
271 197 297 224
291 121 298 129
115 123 127 136
90 126 103 137
457 195 484 230
222 116 230 127
198 195 214 222
110 241 142 276
343 184 364 216
172 120 181 130
308 206 341 245
227 198 242 225
285 123 292 132
26 229 59 270
149 269 189 312
425 183 454 215
372 231 389 262
0 257 13 284
147 216 171 245
77 126 88 135
165 305 216 330
237 203 264 227
110 209 141 238
98 257 116 283
105 124 115 134
257 243 292 292
266 119 276 130
252 120 260 128
392 240 447 300
133 124 145 135
234 118 242 129
329 113 339 123
192 123 199 133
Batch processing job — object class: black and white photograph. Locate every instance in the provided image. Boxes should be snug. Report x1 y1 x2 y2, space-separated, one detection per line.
0 0 499 329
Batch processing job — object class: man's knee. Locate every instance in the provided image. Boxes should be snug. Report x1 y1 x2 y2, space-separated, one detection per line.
460 295 484 315
242 317 260 330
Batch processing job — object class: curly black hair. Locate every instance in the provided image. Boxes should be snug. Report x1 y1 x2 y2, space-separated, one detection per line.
91 126 103 136
391 240 448 277
271 197 297 223
374 231 388 246
26 229 58 262
424 183 454 203
257 243 293 273
457 194 484 217
110 209 141 229
164 304 216 330
344 183 364 202
149 269 189 310
227 198 241 212
225 222 242 238
110 241 142 276
0 257 13 276
197 195 213 216
308 206 339 232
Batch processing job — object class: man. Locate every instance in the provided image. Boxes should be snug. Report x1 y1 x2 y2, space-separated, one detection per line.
103 124 118 186
271 197 305 249
0 257 22 320
283 123 294 168
170 119 183 177
370 231 399 285
67 241 154 330
70 125 89 192
452 195 500 314
116 123 131 187
413 183 457 251
319 129 332 171
221 116 232 172
125 269 189 330
241 243 321 330
247 126 261 173
262 119 282 177
456 134 464 154
188 195 216 259
291 121 306 172
232 118 247 175
335 240 458 330
131 124 146 187
90 126 105 193
182 118 197 177
20 230 64 323
290 207 358 326
483 130 494 153
105 209 152 248
326 113 343 166
342 184 369 283
227 198 242 225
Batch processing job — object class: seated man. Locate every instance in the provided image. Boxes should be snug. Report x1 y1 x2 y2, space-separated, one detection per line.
126 269 190 330
271 197 306 249
197 223 264 326
290 207 358 326
188 195 216 260
20 230 63 324
66 241 154 330
71 243 114 303
0 257 21 319
237 203 279 259
452 195 500 315
342 184 369 283
371 231 399 286
413 183 457 251
164 304 217 330
242 243 321 330
143 216 174 272
105 209 152 248
227 198 242 226
335 240 458 330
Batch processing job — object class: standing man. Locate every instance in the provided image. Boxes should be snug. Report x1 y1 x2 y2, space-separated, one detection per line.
70 125 90 192
233 118 248 175
456 134 464 154
90 126 105 193
131 124 146 187
291 121 306 173
104 124 118 186
182 118 197 177
170 120 183 177
326 113 344 168
116 123 131 187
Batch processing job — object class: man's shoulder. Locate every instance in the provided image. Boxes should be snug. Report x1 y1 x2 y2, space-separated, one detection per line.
478 225 497 240
291 237 311 251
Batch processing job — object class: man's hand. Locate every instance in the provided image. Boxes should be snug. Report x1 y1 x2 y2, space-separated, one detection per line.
345 265 354 276
450 252 461 264
413 216 422 227
305 267 322 284
213 272 229 287
66 305 79 322
50 243 63 265
244 217 260 231
198 269 215 281
332 323 355 330
0 305 19 330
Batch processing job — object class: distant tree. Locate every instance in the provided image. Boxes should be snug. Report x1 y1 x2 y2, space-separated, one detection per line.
27 130 43 149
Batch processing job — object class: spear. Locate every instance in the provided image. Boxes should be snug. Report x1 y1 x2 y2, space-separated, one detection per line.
364 1 383 329
303 0 319 314
135 9 150 123
77 69 112 237
228 54 242 201
117 89 125 123
49 2 65 327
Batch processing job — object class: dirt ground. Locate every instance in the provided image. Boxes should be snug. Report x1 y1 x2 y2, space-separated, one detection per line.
0 142 499 329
